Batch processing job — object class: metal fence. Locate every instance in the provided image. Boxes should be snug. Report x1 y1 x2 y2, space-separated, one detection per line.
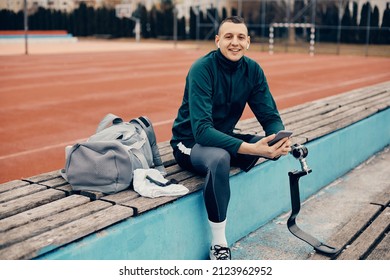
193 0 389 56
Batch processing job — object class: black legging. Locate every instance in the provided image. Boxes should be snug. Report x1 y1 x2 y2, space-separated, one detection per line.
173 134 261 223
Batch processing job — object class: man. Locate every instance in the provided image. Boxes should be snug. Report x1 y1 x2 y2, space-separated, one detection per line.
170 16 291 260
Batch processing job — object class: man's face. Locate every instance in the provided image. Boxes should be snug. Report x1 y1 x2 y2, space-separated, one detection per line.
215 22 250 62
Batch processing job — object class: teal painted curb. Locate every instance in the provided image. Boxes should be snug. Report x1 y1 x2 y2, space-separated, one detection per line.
37 108 390 260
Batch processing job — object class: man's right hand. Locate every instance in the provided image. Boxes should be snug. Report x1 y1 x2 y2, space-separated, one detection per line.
238 134 292 159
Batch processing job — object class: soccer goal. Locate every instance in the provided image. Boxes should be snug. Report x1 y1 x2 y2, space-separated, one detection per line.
269 23 315 56
115 3 141 42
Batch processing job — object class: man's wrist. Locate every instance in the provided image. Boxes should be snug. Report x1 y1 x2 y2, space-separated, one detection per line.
238 142 254 155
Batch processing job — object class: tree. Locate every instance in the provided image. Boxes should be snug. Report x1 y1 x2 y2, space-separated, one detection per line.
341 2 352 43
137 4 149 38
29 7 49 30
149 6 158 38
86 6 96 36
73 2 88 36
359 2 371 43
350 1 359 43
178 16 187 39
379 2 390 44
370 6 379 43
231 7 237 17
189 7 197 40
157 0 174 37
95 7 111 36
322 2 339 42
221 7 227 20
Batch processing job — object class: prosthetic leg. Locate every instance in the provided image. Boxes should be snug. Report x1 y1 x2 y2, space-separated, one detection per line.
287 144 341 256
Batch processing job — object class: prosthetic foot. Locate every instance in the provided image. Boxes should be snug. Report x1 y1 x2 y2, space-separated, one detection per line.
287 144 341 256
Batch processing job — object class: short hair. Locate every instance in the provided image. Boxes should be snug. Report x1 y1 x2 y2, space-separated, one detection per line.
218 16 247 34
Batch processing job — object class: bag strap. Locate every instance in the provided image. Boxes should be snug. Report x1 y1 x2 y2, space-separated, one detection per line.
131 148 149 169
131 116 166 173
96 113 123 133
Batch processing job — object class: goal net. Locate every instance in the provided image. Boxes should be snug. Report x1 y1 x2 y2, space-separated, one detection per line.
269 23 315 56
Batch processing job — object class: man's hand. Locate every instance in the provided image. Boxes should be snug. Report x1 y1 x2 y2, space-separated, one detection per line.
238 134 292 159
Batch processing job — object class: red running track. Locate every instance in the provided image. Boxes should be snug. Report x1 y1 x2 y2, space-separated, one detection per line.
1 47 389 183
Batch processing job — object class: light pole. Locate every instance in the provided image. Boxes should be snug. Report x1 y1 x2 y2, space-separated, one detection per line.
173 7 178 48
24 0 28 55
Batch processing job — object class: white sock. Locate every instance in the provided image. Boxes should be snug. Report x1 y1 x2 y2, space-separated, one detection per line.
209 219 227 247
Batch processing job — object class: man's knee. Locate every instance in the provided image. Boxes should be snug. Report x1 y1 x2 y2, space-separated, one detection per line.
191 145 231 174
208 149 231 172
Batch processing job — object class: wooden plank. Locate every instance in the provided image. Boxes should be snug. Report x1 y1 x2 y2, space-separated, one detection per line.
287 94 390 141
281 82 389 116
304 104 390 142
166 169 195 182
157 141 171 152
38 177 68 188
101 189 140 205
0 184 47 203
0 205 134 259
237 87 386 132
23 170 61 183
293 106 363 137
366 232 390 260
157 143 173 157
54 184 74 195
308 82 390 107
125 195 180 215
0 195 90 233
39 175 128 200
0 180 30 194
39 177 104 197
79 190 107 200
337 207 390 260
0 189 66 219
310 203 381 260
161 153 176 167
164 164 184 176
178 176 204 193
238 86 390 134
0 200 114 249
27 172 70 192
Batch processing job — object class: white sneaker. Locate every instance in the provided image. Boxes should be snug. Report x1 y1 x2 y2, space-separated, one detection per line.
209 245 231 260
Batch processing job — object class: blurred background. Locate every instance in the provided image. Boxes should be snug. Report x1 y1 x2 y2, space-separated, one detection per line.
1 0 389 56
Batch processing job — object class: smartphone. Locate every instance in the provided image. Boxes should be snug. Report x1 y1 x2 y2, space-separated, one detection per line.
267 130 293 146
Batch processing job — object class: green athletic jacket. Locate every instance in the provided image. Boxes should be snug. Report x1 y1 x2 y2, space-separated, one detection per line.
170 49 284 156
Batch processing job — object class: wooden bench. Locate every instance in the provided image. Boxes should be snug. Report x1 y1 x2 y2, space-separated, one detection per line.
1 81 389 260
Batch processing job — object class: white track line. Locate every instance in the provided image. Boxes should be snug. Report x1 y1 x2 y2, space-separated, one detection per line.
0 138 87 161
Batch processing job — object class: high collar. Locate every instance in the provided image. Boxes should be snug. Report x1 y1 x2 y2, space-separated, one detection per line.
216 49 243 72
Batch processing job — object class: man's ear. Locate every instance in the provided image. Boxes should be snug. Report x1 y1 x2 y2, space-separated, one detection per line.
247 36 251 50
215 35 220 48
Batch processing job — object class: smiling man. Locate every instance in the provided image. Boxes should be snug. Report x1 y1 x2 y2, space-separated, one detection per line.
170 16 291 260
